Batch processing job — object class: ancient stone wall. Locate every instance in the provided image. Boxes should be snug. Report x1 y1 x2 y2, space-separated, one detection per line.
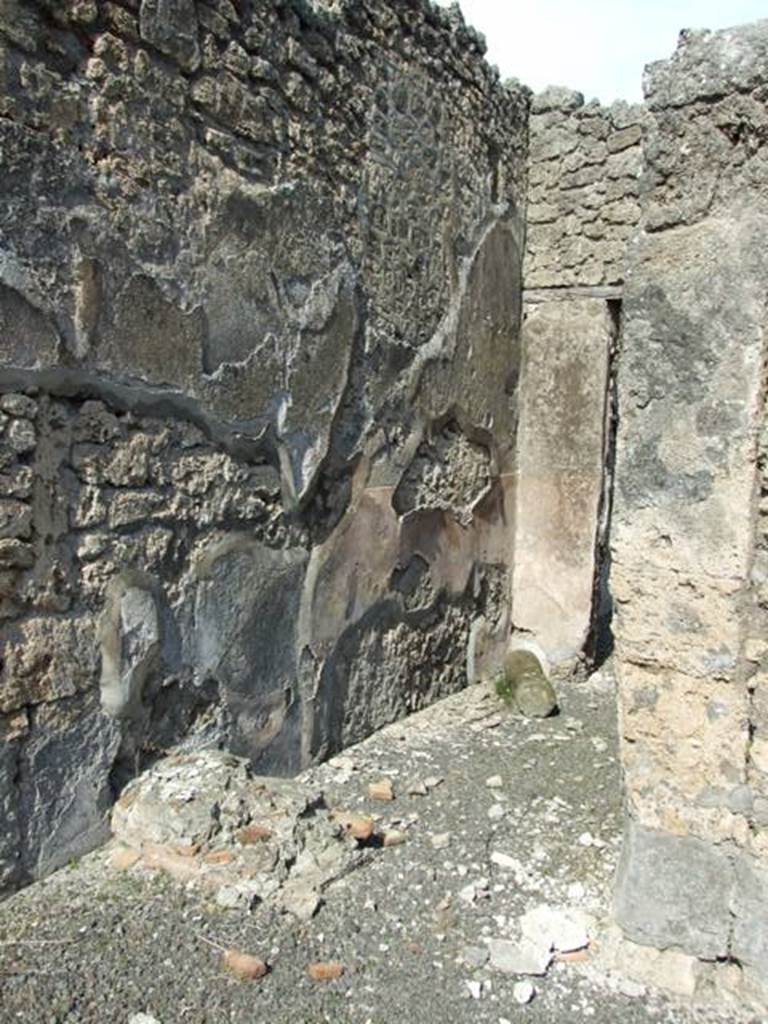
525 88 645 291
514 29 768 1004
611 22 768 1000
4 5 768 1004
513 88 644 666
0 0 528 892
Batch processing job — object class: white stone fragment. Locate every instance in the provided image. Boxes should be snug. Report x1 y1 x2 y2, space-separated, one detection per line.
488 938 552 976
490 851 517 870
465 979 482 1000
567 881 586 902
513 980 535 1004
520 905 592 954
430 832 451 850
459 880 489 905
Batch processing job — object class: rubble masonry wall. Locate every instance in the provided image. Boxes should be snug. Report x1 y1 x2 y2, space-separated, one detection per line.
0 0 527 892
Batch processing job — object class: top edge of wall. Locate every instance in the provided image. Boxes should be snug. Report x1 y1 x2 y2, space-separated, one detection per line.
644 17 768 109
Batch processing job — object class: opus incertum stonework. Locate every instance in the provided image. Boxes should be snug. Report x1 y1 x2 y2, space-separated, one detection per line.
1 0 767 1010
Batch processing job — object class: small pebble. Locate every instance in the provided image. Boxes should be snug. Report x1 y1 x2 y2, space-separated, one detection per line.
222 949 268 981
332 811 375 841
486 775 503 789
465 979 482 1000
423 776 444 790
407 780 429 796
513 980 535 1004
462 945 490 968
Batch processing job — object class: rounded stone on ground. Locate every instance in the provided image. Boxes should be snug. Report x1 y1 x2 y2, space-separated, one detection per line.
513 979 536 1004
498 648 558 719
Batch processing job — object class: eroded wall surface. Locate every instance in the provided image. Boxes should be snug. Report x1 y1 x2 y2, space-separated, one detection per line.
525 88 645 291
0 0 527 891
515 89 643 666
612 22 768 996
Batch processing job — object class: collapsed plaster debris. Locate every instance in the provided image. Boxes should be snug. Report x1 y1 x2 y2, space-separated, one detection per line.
487 905 593 978
110 749 369 920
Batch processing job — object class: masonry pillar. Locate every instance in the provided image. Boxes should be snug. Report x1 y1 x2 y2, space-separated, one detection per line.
611 23 768 998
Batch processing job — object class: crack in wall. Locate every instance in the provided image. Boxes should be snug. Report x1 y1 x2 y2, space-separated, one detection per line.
584 298 622 669
0 367 277 467
741 298 768 839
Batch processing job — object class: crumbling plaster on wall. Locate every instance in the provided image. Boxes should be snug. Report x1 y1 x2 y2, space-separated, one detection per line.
2 2 768 1007
0 0 529 891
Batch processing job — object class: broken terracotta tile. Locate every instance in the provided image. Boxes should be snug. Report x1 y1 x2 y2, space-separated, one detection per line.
330 810 375 841
307 961 345 981
556 948 590 963
170 842 200 858
109 845 141 871
368 779 394 801
203 849 235 866
222 949 268 981
142 843 202 883
236 824 274 845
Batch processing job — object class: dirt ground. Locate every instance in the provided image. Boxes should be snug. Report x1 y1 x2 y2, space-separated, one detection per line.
0 666 754 1024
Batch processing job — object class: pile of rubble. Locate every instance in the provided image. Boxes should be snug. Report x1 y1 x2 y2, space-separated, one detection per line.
109 749 385 921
